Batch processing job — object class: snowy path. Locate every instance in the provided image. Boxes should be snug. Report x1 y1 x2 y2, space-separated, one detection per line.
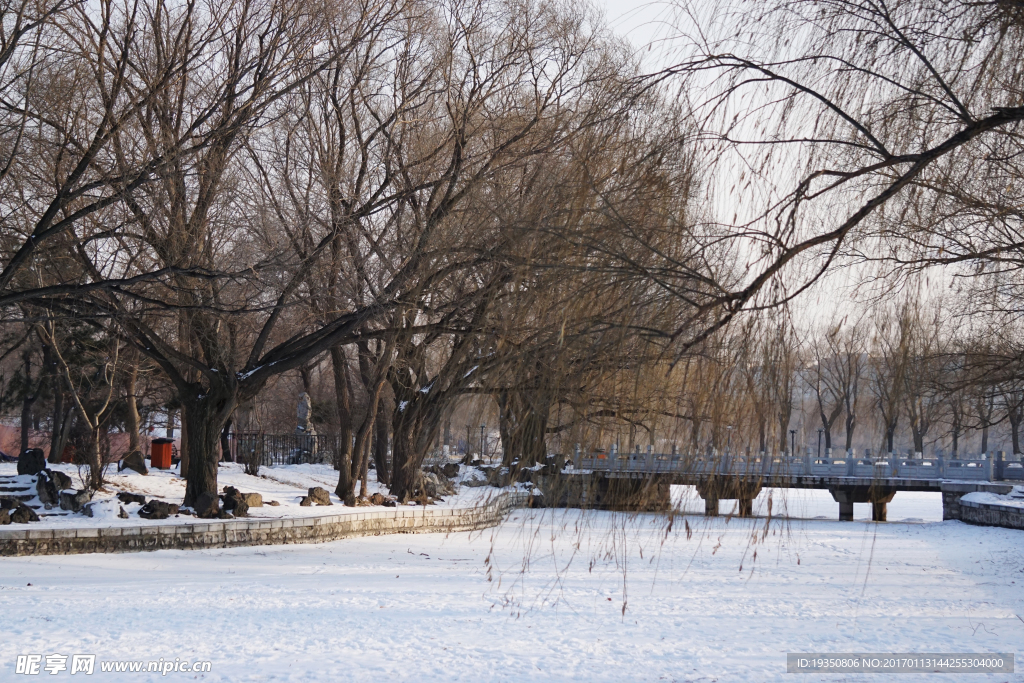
2 509 1022 682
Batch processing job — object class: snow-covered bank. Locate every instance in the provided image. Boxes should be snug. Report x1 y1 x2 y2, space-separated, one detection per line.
962 485 1024 510
1 510 1021 682
0 462 516 530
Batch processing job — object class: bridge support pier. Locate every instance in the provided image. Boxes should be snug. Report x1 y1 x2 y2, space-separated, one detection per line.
838 501 854 521
829 486 896 522
704 496 719 516
576 474 671 511
696 479 761 518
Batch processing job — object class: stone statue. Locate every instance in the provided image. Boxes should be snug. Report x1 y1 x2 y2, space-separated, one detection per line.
296 392 316 436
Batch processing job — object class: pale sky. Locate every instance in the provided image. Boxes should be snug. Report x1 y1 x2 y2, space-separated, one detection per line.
594 0 678 65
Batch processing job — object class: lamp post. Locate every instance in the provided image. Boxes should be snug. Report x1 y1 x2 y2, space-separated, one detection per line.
817 428 823 458
480 423 486 462
726 425 733 453
790 429 797 457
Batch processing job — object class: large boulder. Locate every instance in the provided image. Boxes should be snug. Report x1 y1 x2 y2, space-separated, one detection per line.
119 450 149 475
116 492 146 505
193 492 220 518
421 472 456 498
240 492 263 507
368 492 397 507
10 504 39 523
0 509 9 525
49 470 72 491
17 448 46 476
231 498 249 517
307 487 332 506
36 472 59 507
221 487 259 515
138 500 180 519
0 497 16 510
59 489 93 513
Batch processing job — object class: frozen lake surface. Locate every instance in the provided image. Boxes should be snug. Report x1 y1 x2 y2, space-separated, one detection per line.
2 496 1022 681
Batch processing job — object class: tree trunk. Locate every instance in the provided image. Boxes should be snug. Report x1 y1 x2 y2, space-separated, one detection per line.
498 390 549 469
819 408 832 449
844 411 855 450
20 350 36 454
778 412 791 454
126 364 141 454
181 387 237 506
86 425 103 490
389 411 424 502
220 418 232 462
1011 414 1021 455
179 408 190 480
49 390 69 464
330 345 354 486
373 393 392 486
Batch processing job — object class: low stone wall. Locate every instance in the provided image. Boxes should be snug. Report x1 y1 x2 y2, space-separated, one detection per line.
0 492 527 557
943 493 1024 531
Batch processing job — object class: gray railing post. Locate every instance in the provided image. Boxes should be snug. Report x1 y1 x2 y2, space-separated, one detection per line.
846 448 856 476
995 451 1005 481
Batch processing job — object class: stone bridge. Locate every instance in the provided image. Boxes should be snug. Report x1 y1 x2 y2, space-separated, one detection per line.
561 447 1024 521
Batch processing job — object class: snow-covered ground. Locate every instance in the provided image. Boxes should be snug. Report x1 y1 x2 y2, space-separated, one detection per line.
2 504 1022 681
0 462 513 528
962 486 1024 510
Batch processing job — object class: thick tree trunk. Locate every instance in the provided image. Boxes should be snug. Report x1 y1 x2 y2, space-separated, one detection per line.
389 413 422 502
181 387 236 507
844 412 855 450
498 390 549 469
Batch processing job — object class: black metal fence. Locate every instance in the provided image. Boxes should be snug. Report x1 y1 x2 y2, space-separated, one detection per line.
229 432 339 467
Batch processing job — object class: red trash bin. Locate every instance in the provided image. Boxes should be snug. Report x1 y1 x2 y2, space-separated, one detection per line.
151 438 173 469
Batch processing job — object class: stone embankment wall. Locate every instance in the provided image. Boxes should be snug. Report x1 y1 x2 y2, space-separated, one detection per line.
942 491 1024 531
0 492 527 557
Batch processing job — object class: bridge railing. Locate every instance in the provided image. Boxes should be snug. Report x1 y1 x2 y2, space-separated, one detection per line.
573 447 1007 481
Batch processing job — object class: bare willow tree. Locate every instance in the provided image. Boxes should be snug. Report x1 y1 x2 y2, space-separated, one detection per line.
643 0 1024 355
